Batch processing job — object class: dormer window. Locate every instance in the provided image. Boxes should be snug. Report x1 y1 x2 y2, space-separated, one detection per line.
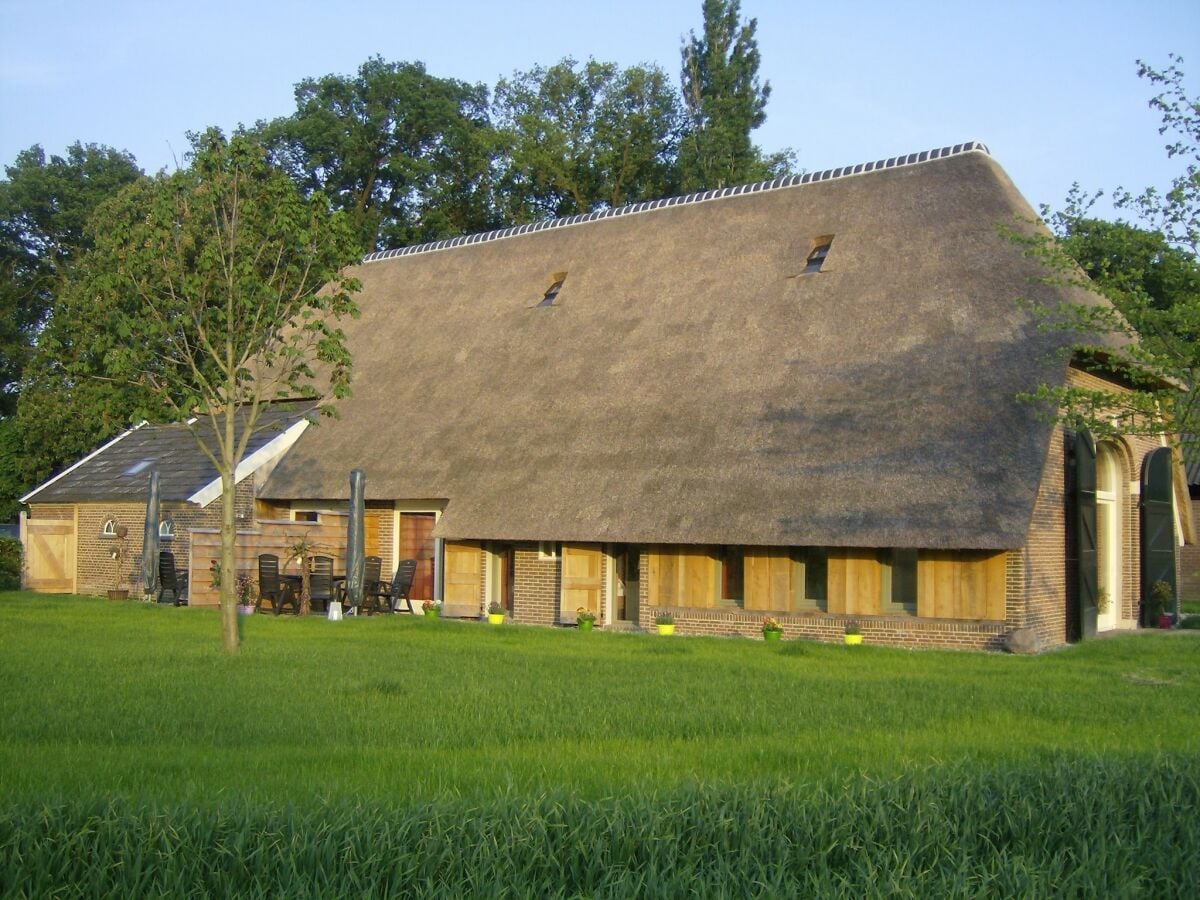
803 237 833 274
537 272 567 308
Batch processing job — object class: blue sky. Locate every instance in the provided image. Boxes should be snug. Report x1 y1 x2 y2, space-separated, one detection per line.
1 0 1197 228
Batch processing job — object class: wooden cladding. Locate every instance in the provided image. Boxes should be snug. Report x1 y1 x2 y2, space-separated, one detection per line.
648 545 1006 621
916 552 1005 620
648 546 719 608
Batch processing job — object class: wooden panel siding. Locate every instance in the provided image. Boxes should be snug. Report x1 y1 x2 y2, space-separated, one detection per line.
648 546 718 608
827 550 882 616
398 513 435 601
917 551 1006 620
743 548 793 611
560 543 603 619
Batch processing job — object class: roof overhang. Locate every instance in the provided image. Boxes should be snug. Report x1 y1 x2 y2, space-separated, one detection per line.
20 421 149 504
187 418 310 507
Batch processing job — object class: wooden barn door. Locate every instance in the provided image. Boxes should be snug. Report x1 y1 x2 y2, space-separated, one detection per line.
399 513 436 602
561 543 603 622
443 541 482 611
25 519 76 593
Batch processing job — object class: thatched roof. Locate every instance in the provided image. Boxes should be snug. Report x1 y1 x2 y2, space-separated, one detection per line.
262 143 1103 550
24 403 314 505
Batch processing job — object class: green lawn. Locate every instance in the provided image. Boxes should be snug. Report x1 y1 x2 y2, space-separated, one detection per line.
2 592 1197 895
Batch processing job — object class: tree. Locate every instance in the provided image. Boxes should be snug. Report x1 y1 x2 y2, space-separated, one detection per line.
53 131 361 651
678 0 792 190
256 57 500 252
494 58 683 221
0 143 142 520
0 143 141 415
1017 57 1198 443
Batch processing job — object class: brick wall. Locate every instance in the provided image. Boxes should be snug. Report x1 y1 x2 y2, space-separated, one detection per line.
513 545 560 625
1182 494 1200 601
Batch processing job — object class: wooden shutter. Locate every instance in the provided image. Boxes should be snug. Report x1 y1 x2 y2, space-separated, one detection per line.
826 550 882 615
443 541 482 608
1140 448 1176 624
743 548 794 611
561 543 603 620
917 551 1006 620
647 546 718 608
1073 431 1098 640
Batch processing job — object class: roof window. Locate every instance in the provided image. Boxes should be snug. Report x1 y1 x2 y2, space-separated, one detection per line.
803 237 833 274
537 272 567 308
124 459 154 476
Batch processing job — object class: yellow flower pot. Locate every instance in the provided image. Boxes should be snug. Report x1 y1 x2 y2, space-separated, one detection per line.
657 623 675 636
488 613 505 625
844 633 863 645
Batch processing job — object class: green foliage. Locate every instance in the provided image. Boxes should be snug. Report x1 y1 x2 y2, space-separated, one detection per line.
494 58 683 220
0 143 141 416
0 537 20 589
3 760 1198 897
257 56 500 252
1014 58 1199 441
678 0 793 190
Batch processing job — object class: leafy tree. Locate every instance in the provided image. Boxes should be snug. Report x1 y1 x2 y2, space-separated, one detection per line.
1017 57 1198 443
678 0 792 190
0 143 141 416
494 58 683 221
52 131 361 650
256 57 500 252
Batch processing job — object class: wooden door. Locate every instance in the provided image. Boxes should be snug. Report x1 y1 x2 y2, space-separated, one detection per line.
26 519 76 593
826 550 882 616
744 548 794 611
399 513 436 601
561 543 603 621
443 541 482 608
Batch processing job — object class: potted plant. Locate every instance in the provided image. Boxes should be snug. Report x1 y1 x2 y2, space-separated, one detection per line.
236 573 256 615
576 607 596 632
107 526 129 601
843 621 863 646
1150 580 1175 629
422 598 441 619
655 611 675 636
762 617 783 642
487 600 505 624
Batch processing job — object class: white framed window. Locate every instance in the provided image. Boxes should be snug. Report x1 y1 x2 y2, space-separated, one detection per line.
159 519 175 541
101 518 118 537
538 541 559 561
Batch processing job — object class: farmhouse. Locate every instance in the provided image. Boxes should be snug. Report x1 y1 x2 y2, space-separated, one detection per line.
22 142 1193 649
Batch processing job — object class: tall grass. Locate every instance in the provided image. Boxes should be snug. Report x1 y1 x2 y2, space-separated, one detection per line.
1 594 1197 895
3 760 1196 897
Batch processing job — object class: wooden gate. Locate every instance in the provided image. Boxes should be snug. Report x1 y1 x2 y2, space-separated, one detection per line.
25 519 77 593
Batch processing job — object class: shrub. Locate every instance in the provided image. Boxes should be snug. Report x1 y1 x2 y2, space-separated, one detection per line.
0 537 20 590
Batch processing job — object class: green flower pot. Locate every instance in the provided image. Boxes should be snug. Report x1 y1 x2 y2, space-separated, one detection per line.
763 629 782 642
578 619 594 632
424 607 440 618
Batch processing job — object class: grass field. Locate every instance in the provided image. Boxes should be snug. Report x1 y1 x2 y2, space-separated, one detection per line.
2 593 1198 896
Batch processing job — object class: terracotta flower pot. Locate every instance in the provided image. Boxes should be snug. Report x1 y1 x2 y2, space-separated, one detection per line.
107 589 128 602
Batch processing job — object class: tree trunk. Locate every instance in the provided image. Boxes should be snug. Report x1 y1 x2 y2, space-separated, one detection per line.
219 470 240 653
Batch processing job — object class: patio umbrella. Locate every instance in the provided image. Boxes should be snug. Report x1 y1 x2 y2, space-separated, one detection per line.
142 469 160 601
345 468 366 613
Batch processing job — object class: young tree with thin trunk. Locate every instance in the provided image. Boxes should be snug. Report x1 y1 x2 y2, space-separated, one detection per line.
55 131 361 651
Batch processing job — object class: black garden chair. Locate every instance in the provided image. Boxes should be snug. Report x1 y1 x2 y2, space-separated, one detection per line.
256 553 297 615
374 559 417 614
156 549 187 606
308 555 335 614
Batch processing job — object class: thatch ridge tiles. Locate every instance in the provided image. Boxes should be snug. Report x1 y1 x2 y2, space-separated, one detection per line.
361 141 990 264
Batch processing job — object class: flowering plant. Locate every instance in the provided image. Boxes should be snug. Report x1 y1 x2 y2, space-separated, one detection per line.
654 611 674 625
844 621 861 636
576 607 597 624
488 600 505 615
235 573 255 606
422 598 439 612
762 617 782 634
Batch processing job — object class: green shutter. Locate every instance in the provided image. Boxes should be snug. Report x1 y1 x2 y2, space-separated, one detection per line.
1073 432 1098 640
1140 448 1176 625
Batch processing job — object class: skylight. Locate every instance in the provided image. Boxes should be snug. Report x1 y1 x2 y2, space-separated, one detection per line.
537 272 567 307
803 238 833 274
124 459 154 476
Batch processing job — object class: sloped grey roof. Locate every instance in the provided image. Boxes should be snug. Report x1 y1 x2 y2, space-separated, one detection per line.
24 403 314 505
262 144 1106 550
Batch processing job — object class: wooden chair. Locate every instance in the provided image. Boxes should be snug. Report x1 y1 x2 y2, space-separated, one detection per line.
156 549 186 606
309 555 335 613
376 559 418 614
256 553 297 615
